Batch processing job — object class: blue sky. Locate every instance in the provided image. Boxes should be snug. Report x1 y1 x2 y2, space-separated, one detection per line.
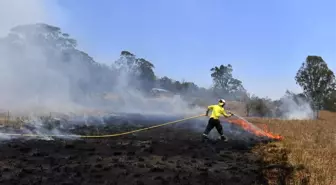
51 0 335 99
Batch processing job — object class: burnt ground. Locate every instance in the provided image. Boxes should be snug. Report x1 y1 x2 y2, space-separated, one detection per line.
0 113 281 185
0 126 274 185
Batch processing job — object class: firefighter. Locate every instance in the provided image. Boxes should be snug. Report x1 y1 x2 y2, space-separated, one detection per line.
202 99 233 141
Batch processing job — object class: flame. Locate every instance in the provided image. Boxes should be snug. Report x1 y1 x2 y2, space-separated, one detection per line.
226 118 283 140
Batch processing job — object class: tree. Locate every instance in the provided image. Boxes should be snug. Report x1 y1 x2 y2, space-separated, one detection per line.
158 76 174 91
136 58 156 91
245 95 273 117
172 81 192 93
114 51 137 73
10 23 77 50
210 64 245 100
113 51 156 91
323 90 336 112
180 81 199 94
295 56 336 111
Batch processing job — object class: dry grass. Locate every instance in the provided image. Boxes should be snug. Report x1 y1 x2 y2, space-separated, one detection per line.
250 111 336 185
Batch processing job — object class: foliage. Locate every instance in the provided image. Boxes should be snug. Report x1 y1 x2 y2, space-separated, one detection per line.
113 51 157 91
323 90 336 112
156 76 199 94
210 64 245 100
10 23 78 49
295 56 336 110
245 95 273 117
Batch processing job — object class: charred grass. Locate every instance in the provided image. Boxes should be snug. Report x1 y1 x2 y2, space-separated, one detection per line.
249 111 336 185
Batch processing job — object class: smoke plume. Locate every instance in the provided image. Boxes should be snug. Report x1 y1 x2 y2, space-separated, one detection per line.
0 0 203 117
278 93 314 120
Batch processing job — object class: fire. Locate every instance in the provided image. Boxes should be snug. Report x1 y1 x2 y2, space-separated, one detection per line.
226 118 283 140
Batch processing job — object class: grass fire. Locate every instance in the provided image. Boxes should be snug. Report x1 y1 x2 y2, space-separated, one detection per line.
228 118 284 141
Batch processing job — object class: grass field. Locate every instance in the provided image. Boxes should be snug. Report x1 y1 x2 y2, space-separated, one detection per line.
250 111 336 185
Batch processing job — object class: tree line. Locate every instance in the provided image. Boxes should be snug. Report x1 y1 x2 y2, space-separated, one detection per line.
1 23 335 115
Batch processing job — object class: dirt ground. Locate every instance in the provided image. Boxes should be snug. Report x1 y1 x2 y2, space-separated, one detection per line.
0 124 273 185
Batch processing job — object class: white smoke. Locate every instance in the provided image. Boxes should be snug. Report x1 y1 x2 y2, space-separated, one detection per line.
0 0 48 36
0 0 82 115
0 1 206 140
0 0 204 115
278 95 314 120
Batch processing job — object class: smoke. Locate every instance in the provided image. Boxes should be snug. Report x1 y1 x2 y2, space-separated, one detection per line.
0 0 205 116
0 1 209 141
0 0 80 115
0 0 48 36
278 94 314 120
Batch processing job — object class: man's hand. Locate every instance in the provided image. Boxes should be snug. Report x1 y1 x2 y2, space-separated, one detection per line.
205 109 209 116
228 111 234 117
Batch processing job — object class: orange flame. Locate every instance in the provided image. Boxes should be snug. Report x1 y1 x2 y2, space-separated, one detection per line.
226 118 283 140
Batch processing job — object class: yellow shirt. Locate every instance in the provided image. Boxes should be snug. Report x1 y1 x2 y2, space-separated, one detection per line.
207 104 231 119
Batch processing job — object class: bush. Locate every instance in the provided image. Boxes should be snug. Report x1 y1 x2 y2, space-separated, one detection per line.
246 96 273 117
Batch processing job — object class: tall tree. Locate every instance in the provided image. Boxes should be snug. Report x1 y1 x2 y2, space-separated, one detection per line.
210 64 245 100
114 51 137 73
295 56 336 110
323 90 336 112
113 51 156 91
10 23 77 50
136 58 156 90
158 76 174 91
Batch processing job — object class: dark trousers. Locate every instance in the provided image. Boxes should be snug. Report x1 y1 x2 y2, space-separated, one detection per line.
203 118 224 136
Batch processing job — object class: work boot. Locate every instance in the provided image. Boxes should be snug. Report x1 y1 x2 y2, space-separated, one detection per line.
202 134 209 142
220 135 229 142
